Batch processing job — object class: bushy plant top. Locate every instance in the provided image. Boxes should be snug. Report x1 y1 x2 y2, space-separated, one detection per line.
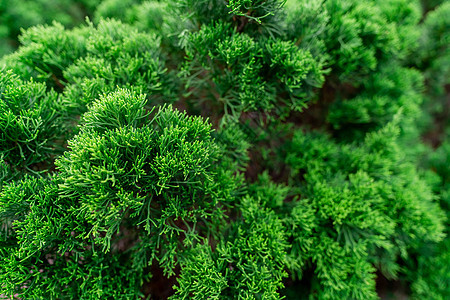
0 0 449 299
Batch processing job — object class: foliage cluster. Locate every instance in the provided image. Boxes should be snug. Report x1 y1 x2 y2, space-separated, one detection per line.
0 0 449 299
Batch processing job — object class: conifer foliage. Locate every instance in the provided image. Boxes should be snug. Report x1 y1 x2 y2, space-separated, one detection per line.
0 0 449 299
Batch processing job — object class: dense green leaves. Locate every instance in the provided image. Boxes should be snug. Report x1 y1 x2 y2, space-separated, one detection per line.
285 121 445 298
0 89 242 298
0 70 64 179
181 21 324 122
0 0 448 298
1 19 171 117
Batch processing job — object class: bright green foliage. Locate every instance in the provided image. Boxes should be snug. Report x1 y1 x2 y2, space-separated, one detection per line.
248 171 290 209
0 70 64 180
57 89 238 268
174 196 288 299
216 196 288 299
2 23 91 87
285 0 421 81
0 89 241 298
324 0 395 80
285 121 445 299
173 243 229 299
0 0 449 298
2 19 171 116
181 21 324 122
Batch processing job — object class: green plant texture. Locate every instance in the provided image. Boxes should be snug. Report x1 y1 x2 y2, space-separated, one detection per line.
0 0 449 299
0 0 100 56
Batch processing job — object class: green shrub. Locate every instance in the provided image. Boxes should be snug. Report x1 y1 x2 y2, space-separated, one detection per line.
0 89 242 298
2 19 173 117
0 70 65 181
285 120 445 299
0 0 448 299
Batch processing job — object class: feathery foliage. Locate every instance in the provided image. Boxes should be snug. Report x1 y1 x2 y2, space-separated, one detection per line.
0 0 448 298
0 70 64 181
